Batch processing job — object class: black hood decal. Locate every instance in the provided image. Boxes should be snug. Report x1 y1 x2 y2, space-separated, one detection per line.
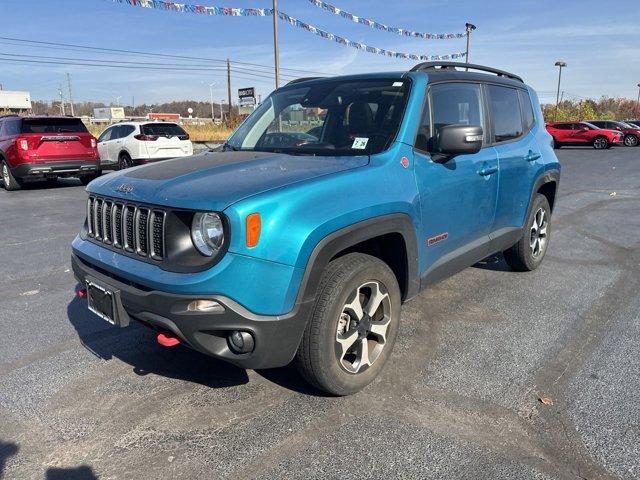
125 151 277 181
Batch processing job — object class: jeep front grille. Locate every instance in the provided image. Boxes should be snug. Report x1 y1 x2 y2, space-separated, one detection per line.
86 196 166 260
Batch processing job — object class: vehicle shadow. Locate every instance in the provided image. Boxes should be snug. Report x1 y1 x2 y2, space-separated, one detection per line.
473 252 512 272
66 291 250 389
0 440 19 478
19 178 84 191
45 465 98 480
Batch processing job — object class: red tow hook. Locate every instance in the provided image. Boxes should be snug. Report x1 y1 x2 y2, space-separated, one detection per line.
157 332 181 347
77 288 87 299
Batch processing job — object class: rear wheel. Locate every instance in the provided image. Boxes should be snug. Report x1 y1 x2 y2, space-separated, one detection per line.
1 160 22 191
118 152 133 170
552 138 561 149
623 134 638 147
504 194 551 271
79 171 101 186
295 253 401 396
593 136 609 150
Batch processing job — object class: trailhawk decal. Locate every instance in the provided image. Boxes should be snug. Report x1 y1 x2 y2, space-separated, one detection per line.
427 232 448 246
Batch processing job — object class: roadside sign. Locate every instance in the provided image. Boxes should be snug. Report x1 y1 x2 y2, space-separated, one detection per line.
238 87 255 99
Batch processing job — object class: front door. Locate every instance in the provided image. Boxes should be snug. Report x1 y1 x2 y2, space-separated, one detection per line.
413 82 499 284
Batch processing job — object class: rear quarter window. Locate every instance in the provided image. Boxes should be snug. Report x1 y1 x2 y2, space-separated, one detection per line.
519 90 535 133
21 118 88 134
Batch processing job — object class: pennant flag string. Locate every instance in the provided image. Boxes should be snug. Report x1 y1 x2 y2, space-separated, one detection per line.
110 1 467 61
306 0 466 40
277 11 466 62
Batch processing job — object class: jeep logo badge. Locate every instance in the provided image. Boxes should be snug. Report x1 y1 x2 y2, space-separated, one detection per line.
115 184 134 194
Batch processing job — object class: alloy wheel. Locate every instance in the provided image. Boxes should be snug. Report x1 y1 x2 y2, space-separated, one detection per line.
2 164 9 185
335 281 392 374
624 135 638 147
594 138 607 149
529 207 549 258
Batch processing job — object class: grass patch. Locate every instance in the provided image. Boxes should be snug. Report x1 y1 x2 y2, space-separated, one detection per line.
87 123 233 143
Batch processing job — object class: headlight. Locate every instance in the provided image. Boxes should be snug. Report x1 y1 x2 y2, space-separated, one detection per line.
191 212 224 257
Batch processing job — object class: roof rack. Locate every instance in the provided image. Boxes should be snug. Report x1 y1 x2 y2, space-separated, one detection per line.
410 62 523 83
286 77 323 86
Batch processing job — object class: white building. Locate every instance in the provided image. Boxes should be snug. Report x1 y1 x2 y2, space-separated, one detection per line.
0 90 32 111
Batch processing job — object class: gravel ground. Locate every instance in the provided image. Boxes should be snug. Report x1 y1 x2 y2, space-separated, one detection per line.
0 146 638 479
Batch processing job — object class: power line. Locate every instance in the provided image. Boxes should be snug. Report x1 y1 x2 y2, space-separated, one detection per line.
0 36 329 76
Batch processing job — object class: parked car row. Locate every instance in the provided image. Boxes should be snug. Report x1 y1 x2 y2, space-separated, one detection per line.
546 120 640 149
0 115 193 191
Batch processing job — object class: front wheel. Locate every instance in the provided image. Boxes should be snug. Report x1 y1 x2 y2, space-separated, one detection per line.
623 134 638 147
552 138 561 149
504 194 551 271
593 136 609 150
295 253 401 396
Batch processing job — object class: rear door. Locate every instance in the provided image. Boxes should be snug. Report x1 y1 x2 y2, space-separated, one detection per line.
413 82 499 283
141 123 190 159
21 118 95 162
490 85 541 239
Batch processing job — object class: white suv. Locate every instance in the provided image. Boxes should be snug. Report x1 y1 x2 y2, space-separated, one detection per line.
96 121 194 169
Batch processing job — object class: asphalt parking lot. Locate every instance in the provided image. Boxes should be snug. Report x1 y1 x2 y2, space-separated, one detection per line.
0 147 638 480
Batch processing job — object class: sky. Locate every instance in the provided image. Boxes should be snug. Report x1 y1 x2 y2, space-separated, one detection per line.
0 0 639 107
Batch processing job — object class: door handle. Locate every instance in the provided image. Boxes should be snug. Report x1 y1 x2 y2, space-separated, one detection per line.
477 165 498 176
524 151 541 162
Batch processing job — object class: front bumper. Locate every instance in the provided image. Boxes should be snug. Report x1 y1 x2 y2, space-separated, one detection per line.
71 253 311 369
13 160 99 177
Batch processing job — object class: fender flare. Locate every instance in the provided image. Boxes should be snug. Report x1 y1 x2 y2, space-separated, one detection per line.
527 169 560 220
294 213 420 308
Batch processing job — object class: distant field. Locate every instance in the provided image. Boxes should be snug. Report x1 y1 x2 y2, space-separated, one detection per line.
87 123 233 142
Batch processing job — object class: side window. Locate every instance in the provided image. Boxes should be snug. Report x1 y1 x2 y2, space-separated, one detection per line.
120 125 135 138
2 119 21 136
487 85 523 143
415 82 484 152
97 127 113 143
519 90 535 133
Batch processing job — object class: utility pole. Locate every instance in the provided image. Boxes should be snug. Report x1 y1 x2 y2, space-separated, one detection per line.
554 61 567 121
636 83 640 117
272 0 280 88
66 73 75 116
226 58 232 122
465 23 476 66
58 85 66 115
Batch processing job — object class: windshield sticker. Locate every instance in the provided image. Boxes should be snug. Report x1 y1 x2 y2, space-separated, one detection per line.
352 137 369 150
392 81 404 87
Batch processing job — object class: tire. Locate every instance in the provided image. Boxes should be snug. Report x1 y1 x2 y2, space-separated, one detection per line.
118 152 133 170
295 253 401 396
552 138 561 149
623 134 638 147
504 194 551 272
593 136 609 150
1 160 22 191
79 171 101 186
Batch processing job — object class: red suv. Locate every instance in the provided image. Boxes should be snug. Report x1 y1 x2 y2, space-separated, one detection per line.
545 121 623 150
587 120 640 147
0 115 100 191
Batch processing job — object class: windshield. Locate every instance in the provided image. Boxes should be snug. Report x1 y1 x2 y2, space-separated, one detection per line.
226 78 410 156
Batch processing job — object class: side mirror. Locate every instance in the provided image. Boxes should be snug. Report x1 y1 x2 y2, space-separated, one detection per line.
433 125 483 160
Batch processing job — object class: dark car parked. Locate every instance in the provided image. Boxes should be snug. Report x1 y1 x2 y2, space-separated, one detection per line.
587 120 640 147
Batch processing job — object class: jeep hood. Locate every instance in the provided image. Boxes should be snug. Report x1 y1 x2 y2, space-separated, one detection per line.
88 151 369 211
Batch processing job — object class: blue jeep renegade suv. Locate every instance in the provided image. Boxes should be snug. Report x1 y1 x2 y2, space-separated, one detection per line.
72 62 560 395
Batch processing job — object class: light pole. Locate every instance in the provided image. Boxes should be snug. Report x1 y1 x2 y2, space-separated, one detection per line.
465 23 476 65
220 99 226 122
209 82 216 121
272 0 280 88
554 61 567 121
636 83 640 118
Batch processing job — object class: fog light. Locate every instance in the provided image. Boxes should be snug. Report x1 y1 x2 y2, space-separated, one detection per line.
187 299 225 313
228 331 254 354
